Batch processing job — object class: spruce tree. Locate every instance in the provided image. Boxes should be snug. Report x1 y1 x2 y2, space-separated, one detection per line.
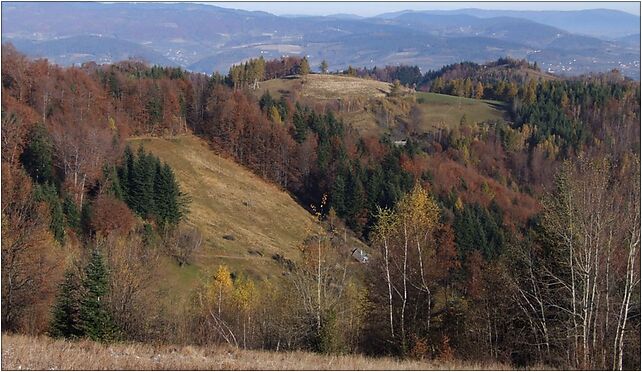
120 145 135 203
331 174 347 217
153 162 176 230
79 249 117 341
20 123 53 184
63 195 81 231
49 269 83 339
129 147 156 217
33 183 65 245
293 108 308 143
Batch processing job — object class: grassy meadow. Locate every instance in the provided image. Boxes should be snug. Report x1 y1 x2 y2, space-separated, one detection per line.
415 92 509 132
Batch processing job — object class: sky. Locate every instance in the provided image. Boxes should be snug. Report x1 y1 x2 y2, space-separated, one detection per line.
208 1 641 16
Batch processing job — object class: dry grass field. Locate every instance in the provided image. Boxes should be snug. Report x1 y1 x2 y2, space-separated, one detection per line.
1 333 521 370
127 135 320 301
256 74 397 101
255 74 416 136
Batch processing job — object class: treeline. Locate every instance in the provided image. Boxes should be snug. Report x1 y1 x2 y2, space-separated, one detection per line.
224 56 311 89
347 57 539 90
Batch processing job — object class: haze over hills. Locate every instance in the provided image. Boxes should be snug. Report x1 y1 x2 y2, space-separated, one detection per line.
375 8 640 39
1 2 639 78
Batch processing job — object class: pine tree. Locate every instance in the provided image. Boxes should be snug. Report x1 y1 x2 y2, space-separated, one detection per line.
63 194 81 231
20 123 53 184
331 174 347 216
293 108 308 143
129 147 156 217
259 90 274 112
34 183 65 245
49 269 83 339
79 249 117 341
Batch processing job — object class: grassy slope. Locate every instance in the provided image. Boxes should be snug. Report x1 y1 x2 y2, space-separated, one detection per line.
255 74 508 136
415 92 509 132
255 74 394 100
256 74 415 135
127 135 320 301
1 333 521 370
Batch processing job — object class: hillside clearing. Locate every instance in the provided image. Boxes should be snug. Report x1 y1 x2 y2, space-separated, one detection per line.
127 135 319 300
1 334 523 370
255 74 399 100
415 92 509 131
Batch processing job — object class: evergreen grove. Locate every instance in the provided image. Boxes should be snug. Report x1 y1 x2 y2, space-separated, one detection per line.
50 249 118 341
113 145 189 231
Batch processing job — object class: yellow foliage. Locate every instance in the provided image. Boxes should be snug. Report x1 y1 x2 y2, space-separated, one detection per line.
269 106 282 124
233 276 257 313
209 265 233 302
454 196 464 211
397 183 440 231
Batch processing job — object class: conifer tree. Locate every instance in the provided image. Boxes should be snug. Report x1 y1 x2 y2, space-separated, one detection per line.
79 249 117 341
129 146 156 217
153 162 183 230
63 194 81 231
293 108 308 143
49 269 83 339
20 123 54 184
34 183 65 245
331 174 347 216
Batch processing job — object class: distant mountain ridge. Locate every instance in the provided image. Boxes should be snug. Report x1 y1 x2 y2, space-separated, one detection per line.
1 2 639 79
375 8 640 39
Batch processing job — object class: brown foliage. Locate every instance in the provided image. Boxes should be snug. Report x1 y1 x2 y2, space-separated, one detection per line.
1 163 65 333
89 195 136 237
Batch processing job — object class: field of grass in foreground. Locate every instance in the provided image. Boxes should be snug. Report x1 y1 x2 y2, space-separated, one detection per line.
1 333 521 370
415 92 508 132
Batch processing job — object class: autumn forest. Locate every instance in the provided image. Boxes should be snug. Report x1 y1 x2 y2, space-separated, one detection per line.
1 42 640 370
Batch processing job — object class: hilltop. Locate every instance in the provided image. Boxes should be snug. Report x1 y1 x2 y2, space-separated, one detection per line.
255 74 509 135
255 74 397 101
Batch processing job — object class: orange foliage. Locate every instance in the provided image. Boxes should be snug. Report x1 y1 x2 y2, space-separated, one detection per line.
425 154 539 225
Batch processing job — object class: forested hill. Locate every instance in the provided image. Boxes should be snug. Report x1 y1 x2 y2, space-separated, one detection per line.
2 46 640 370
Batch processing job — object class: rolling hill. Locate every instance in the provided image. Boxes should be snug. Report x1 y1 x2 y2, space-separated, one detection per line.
254 74 509 136
2 2 639 78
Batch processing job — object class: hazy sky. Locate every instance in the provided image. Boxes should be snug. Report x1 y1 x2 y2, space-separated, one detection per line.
208 1 641 16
